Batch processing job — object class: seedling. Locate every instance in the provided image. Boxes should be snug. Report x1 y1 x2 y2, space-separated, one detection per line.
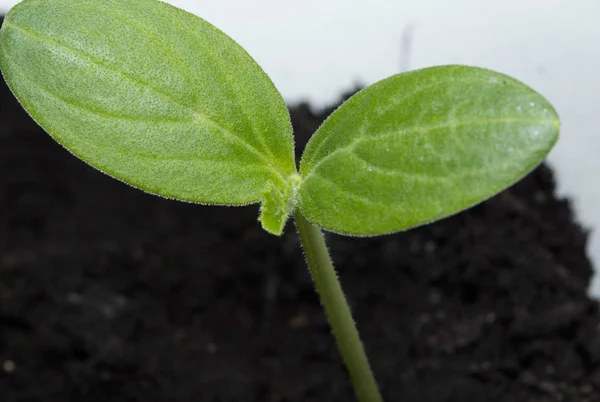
0 1 559 401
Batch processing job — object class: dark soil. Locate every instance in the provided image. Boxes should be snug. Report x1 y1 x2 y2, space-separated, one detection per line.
1 17 599 401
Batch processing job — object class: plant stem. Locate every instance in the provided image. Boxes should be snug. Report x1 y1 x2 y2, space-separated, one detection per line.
294 210 383 402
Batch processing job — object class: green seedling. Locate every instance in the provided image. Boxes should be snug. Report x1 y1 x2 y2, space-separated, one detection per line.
0 1 559 401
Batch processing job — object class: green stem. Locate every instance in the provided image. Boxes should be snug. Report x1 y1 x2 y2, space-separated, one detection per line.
294 210 383 402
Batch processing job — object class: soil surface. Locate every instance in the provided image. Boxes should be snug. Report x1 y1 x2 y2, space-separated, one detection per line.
1 17 599 401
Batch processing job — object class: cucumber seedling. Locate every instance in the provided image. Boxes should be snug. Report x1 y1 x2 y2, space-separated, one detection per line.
0 1 559 401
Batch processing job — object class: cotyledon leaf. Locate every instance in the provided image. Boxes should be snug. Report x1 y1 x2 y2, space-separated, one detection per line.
0 0 297 235
298 65 560 236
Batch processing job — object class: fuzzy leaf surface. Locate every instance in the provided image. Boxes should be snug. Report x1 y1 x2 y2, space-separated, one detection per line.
0 0 296 234
299 65 560 236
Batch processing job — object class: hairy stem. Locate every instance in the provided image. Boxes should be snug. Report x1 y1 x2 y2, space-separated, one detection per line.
294 210 383 402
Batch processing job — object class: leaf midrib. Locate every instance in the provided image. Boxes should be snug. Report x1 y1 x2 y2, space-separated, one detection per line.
66 0 280 163
302 116 557 182
303 74 503 164
5 19 285 179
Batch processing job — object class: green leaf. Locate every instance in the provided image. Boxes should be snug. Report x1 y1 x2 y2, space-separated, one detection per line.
0 0 297 235
298 65 560 236
260 173 301 235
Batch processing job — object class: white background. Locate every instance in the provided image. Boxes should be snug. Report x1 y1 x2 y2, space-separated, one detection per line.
2 0 599 294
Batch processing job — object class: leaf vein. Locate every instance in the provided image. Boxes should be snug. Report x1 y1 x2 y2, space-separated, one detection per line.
303 117 556 182
6 20 275 170
306 75 498 162
348 151 454 183
71 2 279 163
13 69 276 173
